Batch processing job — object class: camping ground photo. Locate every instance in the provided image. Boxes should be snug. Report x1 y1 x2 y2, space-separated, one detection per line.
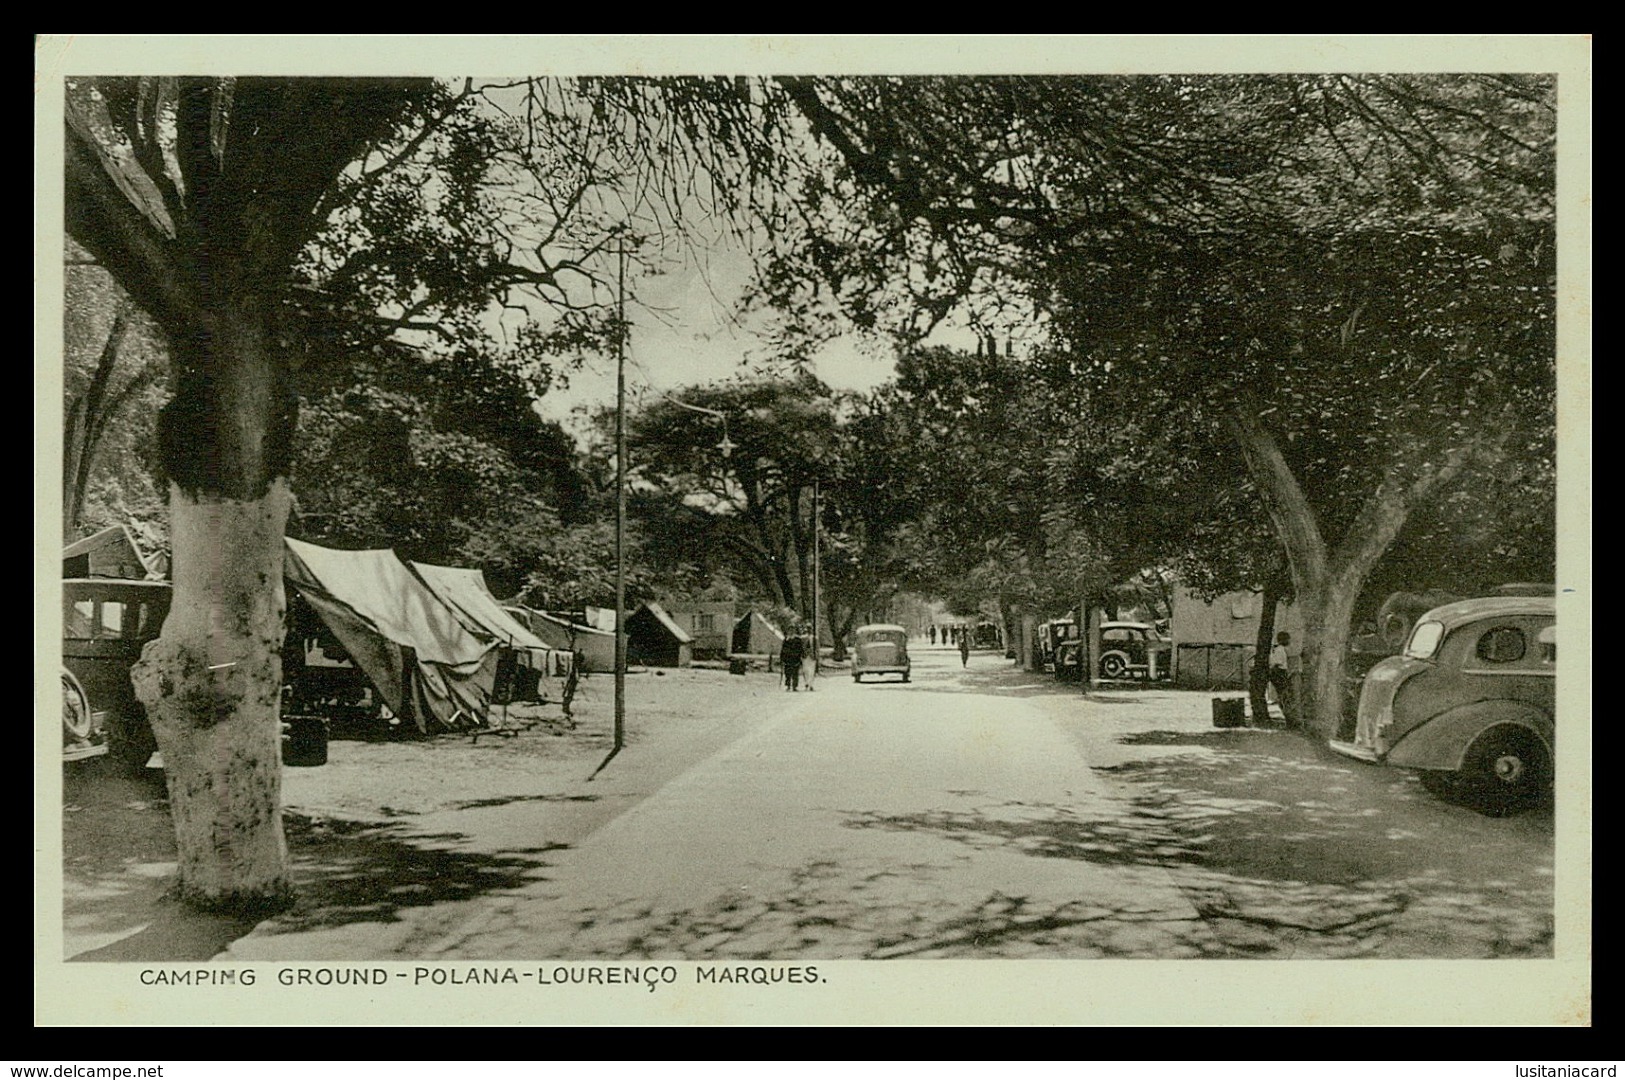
41 37 1590 1027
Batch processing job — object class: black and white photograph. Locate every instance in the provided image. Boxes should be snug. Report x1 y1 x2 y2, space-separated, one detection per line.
37 35 1590 1027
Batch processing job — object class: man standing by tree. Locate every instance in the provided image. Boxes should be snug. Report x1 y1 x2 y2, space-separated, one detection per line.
1268 632 1299 726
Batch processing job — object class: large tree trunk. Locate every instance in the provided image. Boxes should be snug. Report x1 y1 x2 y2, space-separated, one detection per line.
129 319 299 910
67 76 435 914
132 479 293 909
1229 401 1484 738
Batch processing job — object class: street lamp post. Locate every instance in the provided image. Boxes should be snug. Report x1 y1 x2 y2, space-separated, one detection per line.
592 231 630 781
663 397 734 459
612 238 629 763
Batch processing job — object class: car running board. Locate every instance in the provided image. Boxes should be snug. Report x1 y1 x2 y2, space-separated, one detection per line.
63 741 109 762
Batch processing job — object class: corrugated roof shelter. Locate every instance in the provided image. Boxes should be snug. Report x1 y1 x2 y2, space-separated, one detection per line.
663 601 735 659
1170 586 1302 690
284 538 497 732
627 601 692 668
63 524 155 580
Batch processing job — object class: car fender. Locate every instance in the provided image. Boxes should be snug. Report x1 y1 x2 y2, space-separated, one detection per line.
1385 699 1553 772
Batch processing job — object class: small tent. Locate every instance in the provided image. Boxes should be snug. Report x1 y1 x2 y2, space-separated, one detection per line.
627 601 692 668
508 607 617 674
732 610 785 657
283 538 497 732
409 562 567 702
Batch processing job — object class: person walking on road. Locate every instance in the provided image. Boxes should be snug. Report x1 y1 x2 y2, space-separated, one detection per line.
959 632 971 668
561 649 585 725
781 630 804 691
799 622 818 692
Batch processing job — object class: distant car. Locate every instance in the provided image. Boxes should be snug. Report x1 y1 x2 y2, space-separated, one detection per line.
851 624 911 683
62 578 171 769
1332 596 1555 815
1055 622 1172 681
1036 618 1077 672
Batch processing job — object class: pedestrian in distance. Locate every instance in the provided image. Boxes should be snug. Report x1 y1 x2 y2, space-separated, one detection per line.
561 649 585 725
800 622 818 692
781 630 804 692
929 624 937 645
959 631 971 668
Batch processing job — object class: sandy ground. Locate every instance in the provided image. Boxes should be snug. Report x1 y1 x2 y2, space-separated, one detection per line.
59 651 1554 961
61 665 783 960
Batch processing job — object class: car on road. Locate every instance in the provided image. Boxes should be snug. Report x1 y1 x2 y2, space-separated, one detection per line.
851 624 911 683
1054 621 1172 682
1036 618 1077 671
1331 595 1556 815
62 578 171 769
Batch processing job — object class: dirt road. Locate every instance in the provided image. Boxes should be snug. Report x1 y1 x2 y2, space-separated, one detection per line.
62 648 1554 962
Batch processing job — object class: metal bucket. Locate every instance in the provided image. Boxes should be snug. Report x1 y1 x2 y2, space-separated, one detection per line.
1211 697 1246 729
282 715 329 767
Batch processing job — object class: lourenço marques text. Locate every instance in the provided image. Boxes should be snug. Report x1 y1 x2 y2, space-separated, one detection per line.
138 964 826 992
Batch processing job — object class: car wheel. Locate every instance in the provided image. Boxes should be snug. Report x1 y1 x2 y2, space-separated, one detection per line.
62 670 92 741
1101 653 1128 680
902 671 911 683
1457 726 1551 816
852 674 861 683
1416 769 1462 800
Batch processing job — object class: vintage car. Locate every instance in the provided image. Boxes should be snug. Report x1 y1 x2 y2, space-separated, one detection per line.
62 577 171 768
1055 621 1172 681
1036 618 1078 671
1331 595 1555 815
851 624 911 683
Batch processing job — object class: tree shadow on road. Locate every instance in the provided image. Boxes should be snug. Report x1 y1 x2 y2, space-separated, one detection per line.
841 734 1556 959
70 813 570 961
897 662 1164 701
254 814 567 936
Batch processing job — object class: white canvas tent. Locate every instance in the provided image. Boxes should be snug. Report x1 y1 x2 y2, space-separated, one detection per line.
732 610 785 656
410 562 569 699
506 606 617 674
283 538 497 733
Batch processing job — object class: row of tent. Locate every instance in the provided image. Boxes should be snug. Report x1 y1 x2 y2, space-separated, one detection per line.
284 539 788 732
284 538 596 734
64 525 792 734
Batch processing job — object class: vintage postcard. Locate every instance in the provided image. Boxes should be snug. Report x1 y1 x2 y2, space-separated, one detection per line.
36 35 1591 1026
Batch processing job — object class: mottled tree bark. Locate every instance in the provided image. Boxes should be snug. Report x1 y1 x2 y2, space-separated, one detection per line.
65 77 432 911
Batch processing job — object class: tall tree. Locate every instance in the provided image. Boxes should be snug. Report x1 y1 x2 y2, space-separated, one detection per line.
64 75 773 908
749 75 1556 735
67 77 437 908
627 374 838 616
